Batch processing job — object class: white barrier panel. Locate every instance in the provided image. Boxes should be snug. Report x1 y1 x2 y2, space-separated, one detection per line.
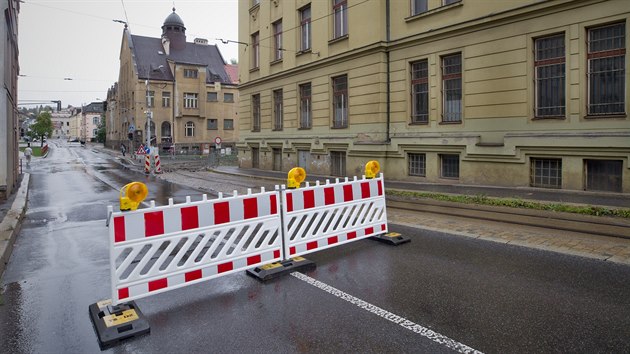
282 174 388 258
108 188 282 304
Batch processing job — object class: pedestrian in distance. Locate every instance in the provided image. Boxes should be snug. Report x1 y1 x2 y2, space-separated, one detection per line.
121 143 127 157
24 143 33 167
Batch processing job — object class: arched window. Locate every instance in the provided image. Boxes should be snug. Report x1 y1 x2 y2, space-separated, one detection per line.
185 121 195 137
161 122 171 137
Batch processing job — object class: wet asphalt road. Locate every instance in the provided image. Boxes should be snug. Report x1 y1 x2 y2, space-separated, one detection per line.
1 142 630 353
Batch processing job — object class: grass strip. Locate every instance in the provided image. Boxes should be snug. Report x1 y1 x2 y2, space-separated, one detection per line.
387 189 630 219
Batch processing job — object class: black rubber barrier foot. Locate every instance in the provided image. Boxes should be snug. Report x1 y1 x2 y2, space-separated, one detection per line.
89 299 150 350
246 256 317 281
370 232 411 246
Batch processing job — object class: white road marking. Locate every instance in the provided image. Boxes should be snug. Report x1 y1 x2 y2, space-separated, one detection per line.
291 272 483 354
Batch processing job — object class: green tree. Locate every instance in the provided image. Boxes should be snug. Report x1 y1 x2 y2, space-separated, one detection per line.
96 119 106 144
29 111 53 147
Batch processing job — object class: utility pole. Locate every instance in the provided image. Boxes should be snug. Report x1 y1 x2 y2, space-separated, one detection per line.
146 65 163 172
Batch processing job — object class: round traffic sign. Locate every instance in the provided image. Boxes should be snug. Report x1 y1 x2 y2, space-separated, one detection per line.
214 137 222 145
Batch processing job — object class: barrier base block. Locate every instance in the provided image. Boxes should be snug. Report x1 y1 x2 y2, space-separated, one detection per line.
247 256 316 281
370 232 411 246
89 299 150 350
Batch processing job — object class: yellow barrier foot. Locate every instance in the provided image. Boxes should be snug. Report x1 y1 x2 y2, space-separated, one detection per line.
89 299 150 349
370 232 411 246
246 256 316 281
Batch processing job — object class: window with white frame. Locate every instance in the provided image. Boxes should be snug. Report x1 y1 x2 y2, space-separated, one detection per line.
273 20 283 61
530 158 562 188
183 69 198 78
162 92 171 107
93 117 100 125
535 34 565 117
411 60 429 123
300 5 311 51
412 0 427 15
299 83 312 129
185 121 195 137
184 93 198 109
146 90 155 108
252 94 261 132
442 53 462 122
408 153 426 176
587 22 625 116
333 0 347 39
252 32 260 69
273 89 283 131
333 75 348 128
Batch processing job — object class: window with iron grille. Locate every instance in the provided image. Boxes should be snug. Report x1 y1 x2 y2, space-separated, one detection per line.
585 159 622 192
184 93 198 108
331 151 346 176
333 0 347 39
300 5 311 51
408 153 426 176
146 91 155 108
252 94 261 132
411 60 429 123
224 119 234 130
273 89 283 131
224 93 234 103
587 23 625 116
184 69 198 78
412 0 427 15
207 92 218 102
442 53 462 122
535 34 565 117
185 121 195 137
440 154 459 179
530 158 562 188
162 92 171 107
251 32 260 69
273 20 283 61
207 119 218 130
333 75 348 128
299 83 312 129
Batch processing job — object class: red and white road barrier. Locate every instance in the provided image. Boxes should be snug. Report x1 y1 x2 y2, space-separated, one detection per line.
154 153 162 174
108 188 282 304
282 174 388 258
144 154 150 174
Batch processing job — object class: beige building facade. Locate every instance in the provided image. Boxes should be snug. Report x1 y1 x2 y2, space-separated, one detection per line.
238 0 630 193
107 9 239 155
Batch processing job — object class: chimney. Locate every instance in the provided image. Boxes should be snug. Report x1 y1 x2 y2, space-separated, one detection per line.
194 38 208 45
162 36 170 55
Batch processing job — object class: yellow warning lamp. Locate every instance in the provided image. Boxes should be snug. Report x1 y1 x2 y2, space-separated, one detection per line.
287 167 306 189
119 182 148 211
365 160 380 179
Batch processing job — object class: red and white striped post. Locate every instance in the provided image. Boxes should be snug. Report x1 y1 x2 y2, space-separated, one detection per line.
144 154 150 174
154 152 162 174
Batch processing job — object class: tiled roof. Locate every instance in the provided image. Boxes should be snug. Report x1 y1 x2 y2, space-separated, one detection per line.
131 34 231 84
224 64 239 84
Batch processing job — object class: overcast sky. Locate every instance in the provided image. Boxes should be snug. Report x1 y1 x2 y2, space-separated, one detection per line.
18 0 239 108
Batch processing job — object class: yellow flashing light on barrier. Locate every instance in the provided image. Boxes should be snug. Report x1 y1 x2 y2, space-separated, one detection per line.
365 160 380 179
287 167 306 189
119 182 148 211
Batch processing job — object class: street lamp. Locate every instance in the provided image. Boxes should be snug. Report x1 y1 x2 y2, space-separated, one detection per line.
146 65 163 154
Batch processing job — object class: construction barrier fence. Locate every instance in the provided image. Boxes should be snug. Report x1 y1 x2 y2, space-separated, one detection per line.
107 173 388 305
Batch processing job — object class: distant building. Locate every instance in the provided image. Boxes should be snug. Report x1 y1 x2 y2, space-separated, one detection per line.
82 102 104 142
51 108 73 139
237 0 629 193
107 8 238 155
0 0 20 199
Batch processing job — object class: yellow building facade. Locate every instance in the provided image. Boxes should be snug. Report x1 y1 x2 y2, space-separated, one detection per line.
107 9 239 154
238 0 629 193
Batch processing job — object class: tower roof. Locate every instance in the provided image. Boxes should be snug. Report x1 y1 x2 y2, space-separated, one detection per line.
163 7 185 28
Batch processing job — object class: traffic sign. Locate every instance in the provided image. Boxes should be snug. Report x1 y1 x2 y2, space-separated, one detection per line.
136 145 146 155
128 124 135 133
214 137 222 145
